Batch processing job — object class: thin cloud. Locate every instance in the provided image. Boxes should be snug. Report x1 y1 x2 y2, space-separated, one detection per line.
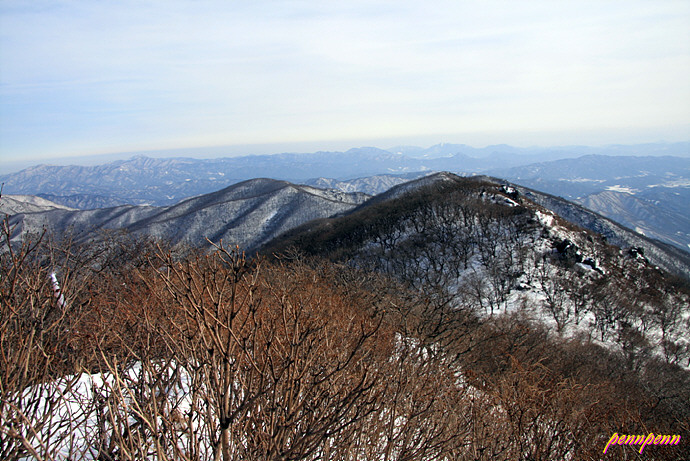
1 0 689 162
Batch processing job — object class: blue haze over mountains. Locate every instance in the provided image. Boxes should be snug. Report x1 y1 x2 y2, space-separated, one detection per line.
1 142 689 252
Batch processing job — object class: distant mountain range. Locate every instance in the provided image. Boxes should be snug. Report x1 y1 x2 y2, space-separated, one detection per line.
2 142 687 206
1 142 688 251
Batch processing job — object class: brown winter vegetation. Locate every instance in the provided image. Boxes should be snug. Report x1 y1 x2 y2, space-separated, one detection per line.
1 187 689 460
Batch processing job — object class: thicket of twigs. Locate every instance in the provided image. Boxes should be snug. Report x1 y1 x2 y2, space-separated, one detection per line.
1 216 687 459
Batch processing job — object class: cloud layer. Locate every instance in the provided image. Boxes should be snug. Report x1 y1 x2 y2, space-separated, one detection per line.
1 0 689 161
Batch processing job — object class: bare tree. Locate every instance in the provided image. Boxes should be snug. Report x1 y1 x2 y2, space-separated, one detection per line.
0 208 96 459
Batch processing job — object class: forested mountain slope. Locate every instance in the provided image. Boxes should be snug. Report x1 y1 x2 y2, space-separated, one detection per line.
265 172 690 367
509 183 690 279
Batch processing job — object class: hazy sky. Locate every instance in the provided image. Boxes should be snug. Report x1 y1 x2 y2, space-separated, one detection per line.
1 0 689 168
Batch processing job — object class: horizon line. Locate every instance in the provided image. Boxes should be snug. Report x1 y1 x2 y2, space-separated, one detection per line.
2 139 689 174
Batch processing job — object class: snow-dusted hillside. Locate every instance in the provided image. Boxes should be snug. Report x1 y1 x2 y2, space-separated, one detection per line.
490 154 690 251
577 189 690 250
4 179 369 252
0 195 75 215
514 184 690 278
303 171 433 195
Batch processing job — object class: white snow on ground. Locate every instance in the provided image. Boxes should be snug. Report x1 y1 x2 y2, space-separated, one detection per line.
568 178 606 183
11 362 197 461
605 185 638 194
0 195 76 215
14 372 117 460
646 179 690 188
534 210 555 228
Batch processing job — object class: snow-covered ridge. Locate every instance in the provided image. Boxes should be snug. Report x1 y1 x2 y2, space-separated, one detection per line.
0 195 75 215
2 179 368 253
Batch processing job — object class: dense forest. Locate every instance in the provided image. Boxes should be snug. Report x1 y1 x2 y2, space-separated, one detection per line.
1 177 688 460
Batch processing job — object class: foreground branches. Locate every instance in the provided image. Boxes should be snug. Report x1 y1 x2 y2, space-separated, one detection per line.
1 223 688 459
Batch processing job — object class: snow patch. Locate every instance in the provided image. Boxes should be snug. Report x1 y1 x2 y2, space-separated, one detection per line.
535 210 554 228
569 178 606 183
605 185 637 194
646 179 690 188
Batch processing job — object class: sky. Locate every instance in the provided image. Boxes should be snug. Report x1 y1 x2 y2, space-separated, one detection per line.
1 0 689 171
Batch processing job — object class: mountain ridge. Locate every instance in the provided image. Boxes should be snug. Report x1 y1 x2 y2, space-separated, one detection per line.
507 182 690 278
264 172 690 279
2 142 689 251
5 178 370 253
5 172 689 278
